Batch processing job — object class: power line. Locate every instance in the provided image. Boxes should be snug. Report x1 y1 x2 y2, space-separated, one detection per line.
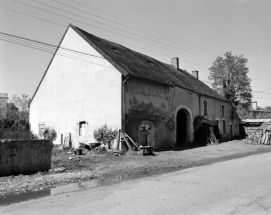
69 0 219 56
69 0 271 75
0 6 66 28
1 31 210 75
50 0 217 58
20 0 214 62
1 6 271 81
0 6 212 69
0 37 114 68
1 30 271 101
13 0 271 78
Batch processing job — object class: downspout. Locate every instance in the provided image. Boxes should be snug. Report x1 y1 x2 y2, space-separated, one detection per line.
122 75 129 132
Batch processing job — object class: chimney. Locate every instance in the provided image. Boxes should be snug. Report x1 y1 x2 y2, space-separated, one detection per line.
192 70 199 79
171 57 179 69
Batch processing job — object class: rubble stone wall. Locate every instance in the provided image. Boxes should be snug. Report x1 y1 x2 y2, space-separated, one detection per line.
0 140 53 177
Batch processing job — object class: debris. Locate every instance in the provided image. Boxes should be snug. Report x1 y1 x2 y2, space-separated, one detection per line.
209 127 219 145
140 145 155 156
68 157 73 160
54 167 66 173
245 123 271 145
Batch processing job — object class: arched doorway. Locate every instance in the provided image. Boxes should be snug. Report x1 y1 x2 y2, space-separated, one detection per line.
176 109 188 145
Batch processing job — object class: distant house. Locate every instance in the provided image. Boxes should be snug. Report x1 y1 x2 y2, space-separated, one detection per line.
0 93 8 119
30 24 240 149
249 108 271 119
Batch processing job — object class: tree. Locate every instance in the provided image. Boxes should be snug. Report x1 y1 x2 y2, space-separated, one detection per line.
0 94 34 139
10 94 31 112
208 52 252 118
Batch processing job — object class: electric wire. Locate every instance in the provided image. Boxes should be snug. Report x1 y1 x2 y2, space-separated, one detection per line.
13 0 220 63
0 32 269 99
50 0 217 58
14 0 271 78
0 6 212 68
69 0 219 56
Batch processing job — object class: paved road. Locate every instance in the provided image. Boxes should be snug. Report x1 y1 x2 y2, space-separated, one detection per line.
1 152 271 215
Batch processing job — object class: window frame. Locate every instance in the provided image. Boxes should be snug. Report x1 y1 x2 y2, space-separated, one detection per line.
222 120 226 134
79 121 87 136
38 122 45 137
203 100 208 116
221 105 225 117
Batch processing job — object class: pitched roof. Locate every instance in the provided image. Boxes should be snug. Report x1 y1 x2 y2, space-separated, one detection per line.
73 26 227 102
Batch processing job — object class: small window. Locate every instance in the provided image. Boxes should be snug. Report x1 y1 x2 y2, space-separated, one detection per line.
79 121 86 136
221 105 225 117
111 47 120 53
147 60 155 66
222 120 226 134
203 101 208 116
39 122 45 136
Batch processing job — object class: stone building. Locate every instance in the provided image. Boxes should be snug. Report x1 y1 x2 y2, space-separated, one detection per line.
30 24 240 149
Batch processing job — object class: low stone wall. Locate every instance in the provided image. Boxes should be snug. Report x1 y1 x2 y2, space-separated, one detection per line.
0 139 53 177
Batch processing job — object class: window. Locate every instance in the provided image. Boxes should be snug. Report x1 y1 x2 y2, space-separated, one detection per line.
222 120 226 134
203 101 208 116
79 121 86 136
221 105 225 117
39 122 45 136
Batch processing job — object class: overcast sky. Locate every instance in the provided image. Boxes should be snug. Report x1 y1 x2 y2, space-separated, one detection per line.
0 0 270 107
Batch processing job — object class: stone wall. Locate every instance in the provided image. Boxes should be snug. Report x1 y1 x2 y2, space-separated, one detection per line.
0 140 53 177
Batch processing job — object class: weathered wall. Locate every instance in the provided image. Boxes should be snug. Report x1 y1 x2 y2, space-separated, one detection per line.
0 140 52 177
200 95 239 139
30 27 122 148
124 77 239 149
124 77 175 149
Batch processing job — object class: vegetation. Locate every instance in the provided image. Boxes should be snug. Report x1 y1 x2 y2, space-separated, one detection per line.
209 52 252 119
43 127 57 142
93 124 118 148
0 94 36 139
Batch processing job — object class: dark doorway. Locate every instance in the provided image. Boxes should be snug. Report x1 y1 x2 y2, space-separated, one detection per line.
230 124 233 140
177 109 187 145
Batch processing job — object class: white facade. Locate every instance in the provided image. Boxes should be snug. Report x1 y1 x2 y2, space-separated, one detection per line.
30 27 122 148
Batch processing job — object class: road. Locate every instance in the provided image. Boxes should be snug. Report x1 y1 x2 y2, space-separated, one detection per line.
1 152 271 215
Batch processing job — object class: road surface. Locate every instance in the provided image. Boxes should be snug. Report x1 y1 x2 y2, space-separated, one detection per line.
1 152 271 215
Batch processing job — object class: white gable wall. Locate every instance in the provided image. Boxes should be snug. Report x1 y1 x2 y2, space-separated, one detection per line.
30 27 122 147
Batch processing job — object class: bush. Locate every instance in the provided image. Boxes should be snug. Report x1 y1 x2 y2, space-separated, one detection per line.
43 127 57 142
93 124 118 148
0 129 38 140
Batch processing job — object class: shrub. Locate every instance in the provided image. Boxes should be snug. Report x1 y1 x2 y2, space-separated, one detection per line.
93 124 118 148
43 127 57 142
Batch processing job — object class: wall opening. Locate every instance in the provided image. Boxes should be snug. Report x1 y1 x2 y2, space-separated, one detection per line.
139 120 155 147
79 121 86 136
176 109 188 145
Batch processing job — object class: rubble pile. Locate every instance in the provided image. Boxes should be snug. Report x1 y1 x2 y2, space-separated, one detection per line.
245 123 271 145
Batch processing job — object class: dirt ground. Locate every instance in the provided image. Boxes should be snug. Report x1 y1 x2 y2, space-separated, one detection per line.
0 139 270 197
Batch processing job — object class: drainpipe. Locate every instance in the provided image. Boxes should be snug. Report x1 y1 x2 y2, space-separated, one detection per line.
122 75 129 132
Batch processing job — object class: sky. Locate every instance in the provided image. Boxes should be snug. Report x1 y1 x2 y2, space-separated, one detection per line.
0 0 270 108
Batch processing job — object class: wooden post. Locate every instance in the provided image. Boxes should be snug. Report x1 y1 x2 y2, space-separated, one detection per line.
69 133 72 147
116 129 121 150
61 134 63 145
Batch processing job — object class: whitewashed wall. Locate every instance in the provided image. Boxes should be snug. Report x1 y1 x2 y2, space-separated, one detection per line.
30 27 122 148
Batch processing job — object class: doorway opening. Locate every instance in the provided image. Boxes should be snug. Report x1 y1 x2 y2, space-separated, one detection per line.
176 109 188 145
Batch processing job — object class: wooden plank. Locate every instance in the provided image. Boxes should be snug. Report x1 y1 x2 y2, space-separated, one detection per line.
125 133 139 149
121 133 133 151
